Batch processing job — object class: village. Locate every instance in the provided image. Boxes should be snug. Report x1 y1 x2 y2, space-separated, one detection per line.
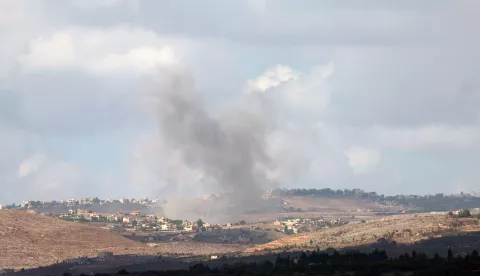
2 196 356 244
48 207 352 239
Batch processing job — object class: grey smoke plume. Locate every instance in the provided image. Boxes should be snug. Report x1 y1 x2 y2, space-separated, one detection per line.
151 74 279 222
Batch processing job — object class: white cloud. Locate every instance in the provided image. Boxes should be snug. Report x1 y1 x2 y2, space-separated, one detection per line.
17 154 46 178
20 33 77 69
245 0 268 13
19 27 184 75
15 153 82 201
70 0 134 10
366 125 480 150
247 65 299 92
243 63 349 187
98 46 177 74
2 0 480 199
247 63 333 126
345 147 381 175
29 161 81 199
0 0 25 27
0 125 30 180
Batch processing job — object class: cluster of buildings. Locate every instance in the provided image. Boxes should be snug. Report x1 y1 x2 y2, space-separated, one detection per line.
14 197 164 209
52 209 198 232
273 217 350 234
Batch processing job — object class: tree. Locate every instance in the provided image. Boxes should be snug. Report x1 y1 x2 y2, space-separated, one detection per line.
457 209 471 218
92 197 100 204
472 250 479 258
239 220 246 225
196 219 204 228
448 248 453 263
132 220 138 226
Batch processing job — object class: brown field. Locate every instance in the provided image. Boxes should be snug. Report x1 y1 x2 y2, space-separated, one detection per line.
3 208 479 270
143 241 250 255
245 214 480 254
0 211 256 269
0 210 148 269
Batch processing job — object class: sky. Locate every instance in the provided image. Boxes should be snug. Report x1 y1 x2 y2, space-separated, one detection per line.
1 0 480 204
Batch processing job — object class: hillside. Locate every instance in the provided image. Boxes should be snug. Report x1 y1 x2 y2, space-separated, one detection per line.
245 214 480 254
282 196 390 212
0 210 146 269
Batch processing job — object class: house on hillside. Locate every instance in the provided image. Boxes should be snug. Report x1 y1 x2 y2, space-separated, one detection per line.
119 198 129 204
160 224 171 231
130 210 141 216
77 209 91 216
79 198 93 205
107 214 122 222
90 213 101 221
157 216 168 223
123 217 130 223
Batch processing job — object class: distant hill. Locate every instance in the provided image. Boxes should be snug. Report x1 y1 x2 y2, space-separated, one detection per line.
0 210 145 269
278 188 480 212
281 196 394 212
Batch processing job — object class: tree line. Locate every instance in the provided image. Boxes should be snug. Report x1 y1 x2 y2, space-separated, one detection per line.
75 247 480 275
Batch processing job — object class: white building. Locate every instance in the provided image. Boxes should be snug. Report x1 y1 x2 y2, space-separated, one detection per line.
119 198 129 204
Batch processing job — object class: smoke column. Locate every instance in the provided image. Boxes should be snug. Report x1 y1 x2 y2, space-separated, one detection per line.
149 74 279 222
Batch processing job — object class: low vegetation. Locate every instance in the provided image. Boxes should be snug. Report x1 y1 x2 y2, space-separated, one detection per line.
70 248 480 275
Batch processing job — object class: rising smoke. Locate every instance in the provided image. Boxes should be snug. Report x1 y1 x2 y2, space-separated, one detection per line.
149 74 281 223
140 63 335 223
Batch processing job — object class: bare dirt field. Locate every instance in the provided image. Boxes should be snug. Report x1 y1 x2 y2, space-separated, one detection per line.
0 210 146 269
0 211 253 269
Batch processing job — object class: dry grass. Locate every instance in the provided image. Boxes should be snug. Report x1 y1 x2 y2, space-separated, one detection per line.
244 214 480 254
142 242 250 255
0 211 253 269
3 210 478 269
0 210 146 269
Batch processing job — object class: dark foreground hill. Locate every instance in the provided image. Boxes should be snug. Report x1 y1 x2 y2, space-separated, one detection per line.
24 248 480 276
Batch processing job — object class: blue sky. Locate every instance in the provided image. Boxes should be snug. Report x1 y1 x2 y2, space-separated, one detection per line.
1 0 480 204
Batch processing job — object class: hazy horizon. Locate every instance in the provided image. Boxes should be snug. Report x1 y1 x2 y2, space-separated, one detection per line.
1 1 480 205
